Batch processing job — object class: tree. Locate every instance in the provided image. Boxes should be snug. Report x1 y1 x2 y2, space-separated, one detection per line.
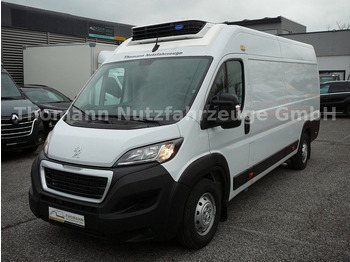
336 21 350 30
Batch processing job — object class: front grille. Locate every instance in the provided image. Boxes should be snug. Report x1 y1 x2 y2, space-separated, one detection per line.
44 168 108 200
41 195 98 213
1 115 34 138
132 20 206 41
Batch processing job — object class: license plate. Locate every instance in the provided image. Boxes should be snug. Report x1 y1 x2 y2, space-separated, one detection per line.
49 207 85 227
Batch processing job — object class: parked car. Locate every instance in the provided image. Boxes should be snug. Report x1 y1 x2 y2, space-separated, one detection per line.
21 85 72 135
1 66 45 153
320 81 350 117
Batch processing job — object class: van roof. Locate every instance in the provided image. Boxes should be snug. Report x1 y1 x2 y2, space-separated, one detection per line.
105 20 316 65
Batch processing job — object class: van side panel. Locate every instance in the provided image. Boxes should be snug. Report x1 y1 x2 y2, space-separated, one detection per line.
243 32 281 58
243 31 319 176
279 38 318 62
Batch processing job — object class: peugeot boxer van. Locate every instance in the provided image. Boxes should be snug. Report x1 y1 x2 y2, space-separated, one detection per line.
29 20 320 249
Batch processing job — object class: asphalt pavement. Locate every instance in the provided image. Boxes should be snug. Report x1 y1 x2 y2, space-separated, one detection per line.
1 117 350 261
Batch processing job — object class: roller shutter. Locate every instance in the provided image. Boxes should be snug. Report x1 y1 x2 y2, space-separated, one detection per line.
1 27 47 85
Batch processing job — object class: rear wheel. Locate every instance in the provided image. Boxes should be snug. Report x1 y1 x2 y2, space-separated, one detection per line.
291 133 310 170
177 179 222 249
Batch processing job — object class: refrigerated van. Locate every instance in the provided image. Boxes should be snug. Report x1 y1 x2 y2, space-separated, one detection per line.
29 20 320 249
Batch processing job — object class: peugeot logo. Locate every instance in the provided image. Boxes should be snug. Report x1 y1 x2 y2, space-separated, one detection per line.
11 114 19 125
72 147 82 158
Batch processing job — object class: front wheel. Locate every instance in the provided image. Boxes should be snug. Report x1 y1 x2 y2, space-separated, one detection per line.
177 179 222 249
291 133 310 170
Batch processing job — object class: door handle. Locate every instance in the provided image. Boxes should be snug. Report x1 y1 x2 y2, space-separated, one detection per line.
244 116 250 135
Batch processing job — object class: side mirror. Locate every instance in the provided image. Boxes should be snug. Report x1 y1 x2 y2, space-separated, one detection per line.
201 93 242 129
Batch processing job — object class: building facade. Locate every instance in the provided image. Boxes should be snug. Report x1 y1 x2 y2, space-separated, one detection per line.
282 30 350 80
226 16 307 35
2 5 349 84
1 2 133 84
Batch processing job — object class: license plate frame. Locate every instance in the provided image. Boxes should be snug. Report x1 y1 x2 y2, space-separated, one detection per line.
49 207 85 228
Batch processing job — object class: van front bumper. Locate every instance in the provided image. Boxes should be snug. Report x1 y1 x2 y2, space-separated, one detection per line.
29 151 190 242
1 118 45 152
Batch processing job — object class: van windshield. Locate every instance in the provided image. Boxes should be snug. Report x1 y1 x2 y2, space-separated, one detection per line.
1 73 22 99
71 56 211 124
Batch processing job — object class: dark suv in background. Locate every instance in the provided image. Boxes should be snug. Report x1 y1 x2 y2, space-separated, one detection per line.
1 66 45 153
320 81 350 117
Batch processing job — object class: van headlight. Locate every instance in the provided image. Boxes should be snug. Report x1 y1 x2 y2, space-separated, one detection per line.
44 132 52 155
43 109 63 114
116 138 183 166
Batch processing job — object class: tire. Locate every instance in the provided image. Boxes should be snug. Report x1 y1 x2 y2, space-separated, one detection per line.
291 133 310 170
177 179 222 249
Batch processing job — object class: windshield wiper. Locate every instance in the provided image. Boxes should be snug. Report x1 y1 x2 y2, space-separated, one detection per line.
48 101 70 103
129 117 161 126
1 97 21 100
108 115 127 121
91 118 113 124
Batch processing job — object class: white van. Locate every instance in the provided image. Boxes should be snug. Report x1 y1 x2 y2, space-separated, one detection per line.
29 20 320 249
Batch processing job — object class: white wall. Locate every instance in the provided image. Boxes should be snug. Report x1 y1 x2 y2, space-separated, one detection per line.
317 55 350 80
23 43 117 99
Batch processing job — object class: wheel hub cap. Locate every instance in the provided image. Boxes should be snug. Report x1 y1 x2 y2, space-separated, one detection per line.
302 141 308 163
195 193 216 236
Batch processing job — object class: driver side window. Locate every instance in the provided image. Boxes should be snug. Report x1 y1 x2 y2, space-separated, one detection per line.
86 69 124 107
210 60 244 107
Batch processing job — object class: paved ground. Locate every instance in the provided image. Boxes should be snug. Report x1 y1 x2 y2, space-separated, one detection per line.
1 117 350 261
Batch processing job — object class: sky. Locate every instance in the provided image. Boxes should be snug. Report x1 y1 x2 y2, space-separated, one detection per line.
2 0 350 32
